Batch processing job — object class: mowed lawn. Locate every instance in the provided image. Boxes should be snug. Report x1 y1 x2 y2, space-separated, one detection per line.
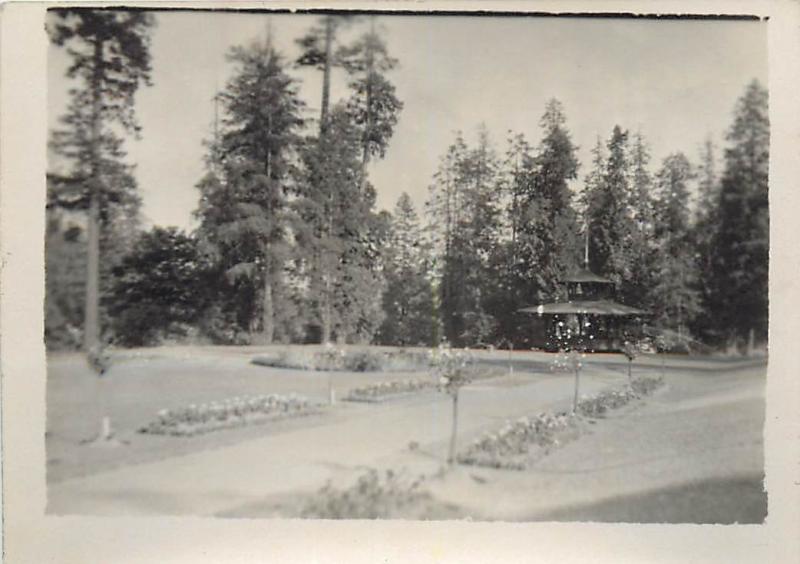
46 345 437 482
46 345 766 523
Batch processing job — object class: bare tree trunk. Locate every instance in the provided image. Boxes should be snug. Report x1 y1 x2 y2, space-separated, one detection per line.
447 391 459 465
262 255 274 345
359 18 375 193
572 364 581 414
85 192 100 351
84 39 103 353
321 275 332 344
320 16 333 132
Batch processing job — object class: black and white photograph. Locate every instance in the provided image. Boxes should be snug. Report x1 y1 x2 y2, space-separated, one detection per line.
40 7 771 524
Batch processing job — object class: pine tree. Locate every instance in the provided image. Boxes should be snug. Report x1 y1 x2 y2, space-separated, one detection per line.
195 36 304 344
487 132 534 344
584 126 637 289
709 80 769 347
339 17 403 189
690 138 719 340
295 105 384 344
47 9 154 351
377 194 437 346
514 100 581 306
295 15 355 131
626 132 658 308
651 153 701 335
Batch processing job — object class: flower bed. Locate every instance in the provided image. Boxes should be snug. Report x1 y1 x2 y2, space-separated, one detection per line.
139 393 320 437
457 412 579 470
345 379 438 402
458 375 664 470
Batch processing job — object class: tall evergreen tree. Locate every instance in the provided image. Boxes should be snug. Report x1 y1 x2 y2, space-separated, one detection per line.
690 137 720 340
295 105 384 344
513 100 581 306
427 128 502 346
377 194 437 346
195 36 304 344
339 17 403 188
584 126 637 291
709 80 769 346
295 15 354 132
651 153 701 335
626 132 658 308
47 9 154 351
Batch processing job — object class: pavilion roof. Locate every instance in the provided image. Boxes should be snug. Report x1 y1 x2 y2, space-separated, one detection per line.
519 300 648 316
562 268 613 284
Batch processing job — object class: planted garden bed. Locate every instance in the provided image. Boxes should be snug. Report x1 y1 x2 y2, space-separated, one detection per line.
344 379 438 403
458 375 664 469
139 393 320 437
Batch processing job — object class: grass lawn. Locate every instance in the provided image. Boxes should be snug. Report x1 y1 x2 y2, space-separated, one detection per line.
46 345 766 523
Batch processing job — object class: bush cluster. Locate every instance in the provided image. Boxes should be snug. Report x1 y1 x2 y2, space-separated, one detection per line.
300 469 429 519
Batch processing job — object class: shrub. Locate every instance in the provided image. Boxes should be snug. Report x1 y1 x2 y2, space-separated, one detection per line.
300 469 429 519
252 347 431 373
342 350 384 372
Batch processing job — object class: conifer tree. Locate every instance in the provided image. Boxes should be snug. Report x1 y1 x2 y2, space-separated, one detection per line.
427 129 501 346
709 80 769 347
48 9 154 351
295 15 354 131
339 17 403 188
295 106 384 344
195 36 304 344
651 153 701 335
690 138 720 340
377 193 437 346
584 126 637 289
626 132 658 308
513 100 581 305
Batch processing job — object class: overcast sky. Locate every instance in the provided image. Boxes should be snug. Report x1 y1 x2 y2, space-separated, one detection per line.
47 11 767 231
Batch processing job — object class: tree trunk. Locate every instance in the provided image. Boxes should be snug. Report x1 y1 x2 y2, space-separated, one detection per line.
262 260 274 345
84 38 103 352
321 276 332 344
359 21 375 193
84 191 100 352
572 364 581 414
447 391 459 465
320 16 333 132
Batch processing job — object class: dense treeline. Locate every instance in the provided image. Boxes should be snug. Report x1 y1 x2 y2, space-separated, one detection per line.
46 11 768 353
